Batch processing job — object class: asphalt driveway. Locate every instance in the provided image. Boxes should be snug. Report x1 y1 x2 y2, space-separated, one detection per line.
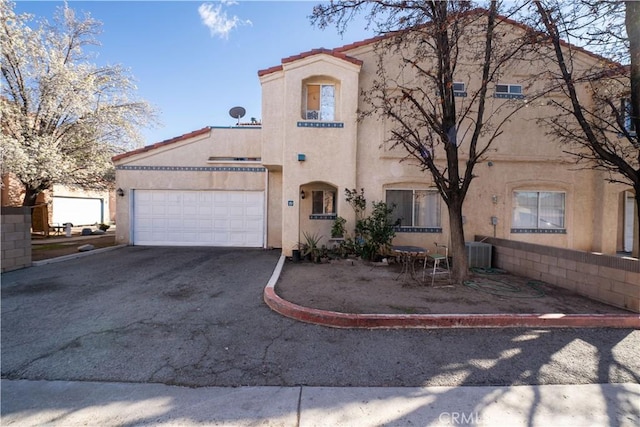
2 247 639 388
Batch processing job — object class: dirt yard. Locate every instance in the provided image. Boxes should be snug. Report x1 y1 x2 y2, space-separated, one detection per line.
275 258 632 315
31 234 118 262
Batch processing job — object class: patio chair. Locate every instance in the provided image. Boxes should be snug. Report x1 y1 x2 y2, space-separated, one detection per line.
428 242 451 286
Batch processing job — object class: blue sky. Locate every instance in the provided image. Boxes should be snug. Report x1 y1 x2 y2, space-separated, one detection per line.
14 1 374 145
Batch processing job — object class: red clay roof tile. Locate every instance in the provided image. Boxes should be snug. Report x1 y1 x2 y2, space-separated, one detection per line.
257 9 621 78
258 47 363 77
111 126 211 162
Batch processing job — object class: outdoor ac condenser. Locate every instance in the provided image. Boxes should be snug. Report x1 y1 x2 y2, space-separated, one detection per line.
465 242 492 268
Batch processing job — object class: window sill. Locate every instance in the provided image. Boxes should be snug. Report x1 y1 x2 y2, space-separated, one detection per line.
297 121 344 128
310 214 337 220
394 227 442 233
511 228 566 234
617 131 637 138
494 93 524 99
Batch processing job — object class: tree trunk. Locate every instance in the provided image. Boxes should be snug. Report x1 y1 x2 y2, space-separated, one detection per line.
626 1 640 256
634 185 640 258
448 197 469 283
21 180 50 207
626 1 640 140
22 186 40 207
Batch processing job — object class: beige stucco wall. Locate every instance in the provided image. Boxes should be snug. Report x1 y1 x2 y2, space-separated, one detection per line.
267 170 283 249
261 54 362 253
259 21 637 257
114 17 637 257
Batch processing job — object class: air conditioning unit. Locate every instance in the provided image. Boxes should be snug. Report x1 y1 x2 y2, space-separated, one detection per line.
465 242 492 268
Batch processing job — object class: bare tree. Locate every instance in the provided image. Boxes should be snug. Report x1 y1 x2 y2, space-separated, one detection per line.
529 0 639 252
312 1 539 282
0 0 156 206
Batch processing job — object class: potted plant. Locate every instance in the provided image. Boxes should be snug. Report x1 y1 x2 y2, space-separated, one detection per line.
331 216 346 239
302 231 323 263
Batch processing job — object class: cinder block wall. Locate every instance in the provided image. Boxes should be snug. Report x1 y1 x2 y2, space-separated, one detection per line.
1 207 32 272
476 236 640 313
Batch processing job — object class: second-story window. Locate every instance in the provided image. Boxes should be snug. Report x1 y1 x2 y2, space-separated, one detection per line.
453 82 467 97
305 84 335 121
495 83 524 99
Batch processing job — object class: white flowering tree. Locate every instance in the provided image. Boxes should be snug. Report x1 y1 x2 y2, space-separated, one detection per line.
1 0 156 206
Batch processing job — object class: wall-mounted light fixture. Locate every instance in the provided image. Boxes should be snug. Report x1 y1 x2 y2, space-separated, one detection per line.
492 195 498 204
116 188 125 197
300 190 306 199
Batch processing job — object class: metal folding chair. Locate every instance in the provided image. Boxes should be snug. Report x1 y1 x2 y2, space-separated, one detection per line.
428 242 451 286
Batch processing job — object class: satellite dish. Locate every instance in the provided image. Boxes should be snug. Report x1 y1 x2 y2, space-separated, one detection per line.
229 106 246 124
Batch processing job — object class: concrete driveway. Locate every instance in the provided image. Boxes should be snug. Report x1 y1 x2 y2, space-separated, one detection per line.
2 246 639 388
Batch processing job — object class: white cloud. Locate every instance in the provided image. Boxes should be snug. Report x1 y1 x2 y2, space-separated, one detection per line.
198 2 252 39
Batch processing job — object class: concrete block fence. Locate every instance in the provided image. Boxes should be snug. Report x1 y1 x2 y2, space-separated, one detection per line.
1 207 32 272
476 236 640 313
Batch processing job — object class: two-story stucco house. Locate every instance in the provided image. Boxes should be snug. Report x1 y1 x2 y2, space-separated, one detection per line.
112 17 637 258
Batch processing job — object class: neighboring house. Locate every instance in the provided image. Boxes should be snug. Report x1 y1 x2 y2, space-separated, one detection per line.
112 18 638 257
1 174 114 228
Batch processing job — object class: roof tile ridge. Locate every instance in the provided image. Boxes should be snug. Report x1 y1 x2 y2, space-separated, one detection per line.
112 126 211 162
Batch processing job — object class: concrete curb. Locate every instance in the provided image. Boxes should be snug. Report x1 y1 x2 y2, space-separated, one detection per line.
32 245 127 266
264 256 640 329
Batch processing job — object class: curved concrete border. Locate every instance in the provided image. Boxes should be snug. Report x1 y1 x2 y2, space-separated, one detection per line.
264 256 640 329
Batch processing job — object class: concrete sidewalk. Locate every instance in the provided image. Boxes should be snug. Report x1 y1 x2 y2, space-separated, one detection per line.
2 380 638 426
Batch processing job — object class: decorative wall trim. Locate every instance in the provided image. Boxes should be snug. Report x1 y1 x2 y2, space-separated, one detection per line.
511 228 566 234
494 93 525 99
309 214 337 220
394 227 442 233
297 121 344 128
116 165 266 172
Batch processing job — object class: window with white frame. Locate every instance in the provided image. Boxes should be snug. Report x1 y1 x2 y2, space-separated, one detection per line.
304 84 335 121
386 189 441 229
495 83 524 99
453 82 467 97
621 98 636 134
512 191 565 230
312 190 336 215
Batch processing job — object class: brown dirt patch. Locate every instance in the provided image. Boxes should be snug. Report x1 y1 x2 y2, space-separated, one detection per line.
31 235 118 262
275 258 632 315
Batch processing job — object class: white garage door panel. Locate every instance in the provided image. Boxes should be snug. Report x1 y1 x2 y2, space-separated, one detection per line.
52 197 103 226
133 190 264 247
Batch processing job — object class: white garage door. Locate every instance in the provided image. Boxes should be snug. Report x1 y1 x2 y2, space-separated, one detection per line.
52 197 103 226
133 190 264 247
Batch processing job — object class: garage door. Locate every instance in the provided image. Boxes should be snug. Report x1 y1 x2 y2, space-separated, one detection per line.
52 197 103 226
133 190 264 247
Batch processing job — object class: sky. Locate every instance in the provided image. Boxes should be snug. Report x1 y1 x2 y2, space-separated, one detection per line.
13 0 375 146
